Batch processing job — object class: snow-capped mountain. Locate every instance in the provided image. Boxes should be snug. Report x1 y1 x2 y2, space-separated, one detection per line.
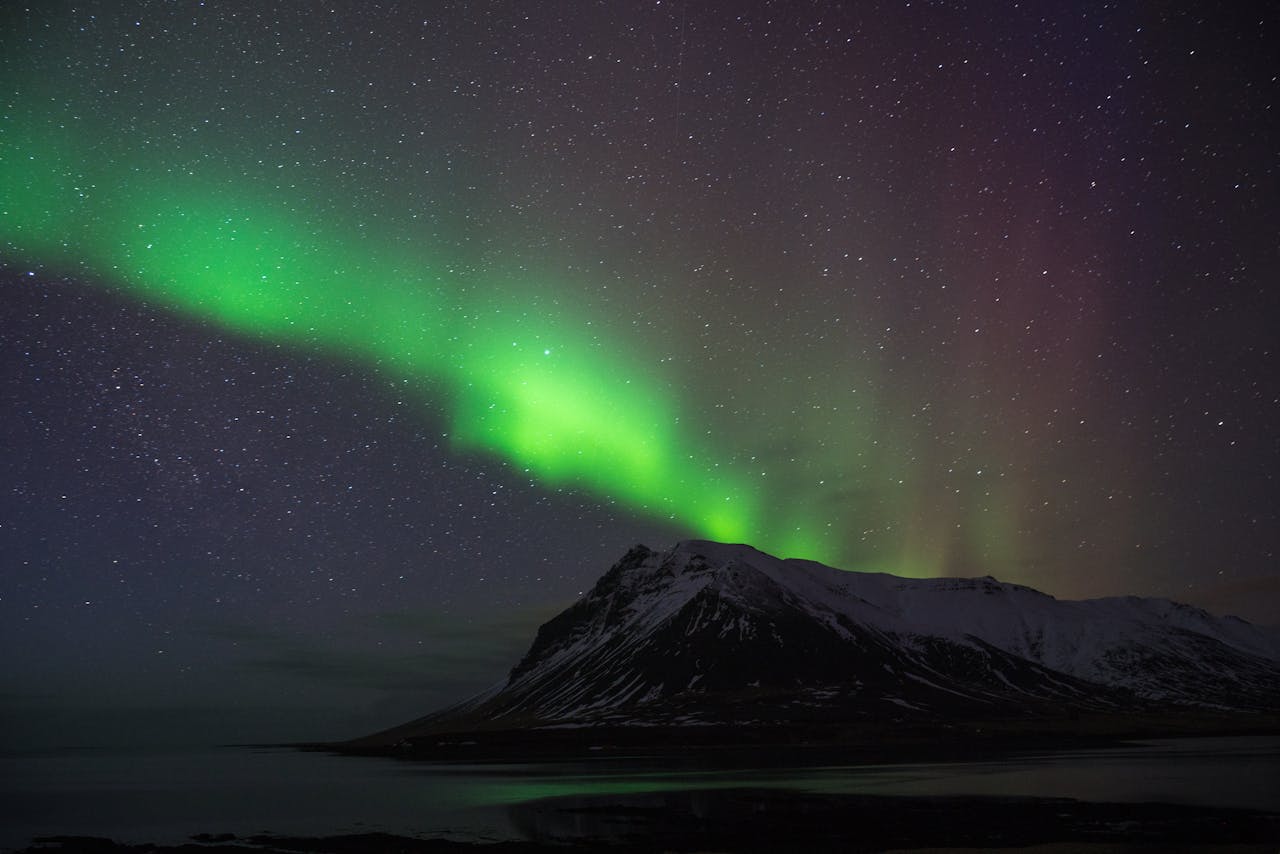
387 541 1280 735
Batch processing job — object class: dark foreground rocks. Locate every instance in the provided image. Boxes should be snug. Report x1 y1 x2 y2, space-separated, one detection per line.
15 790 1280 853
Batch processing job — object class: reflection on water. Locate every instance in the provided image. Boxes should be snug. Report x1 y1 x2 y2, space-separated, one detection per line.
1 736 1277 849
447 736 1280 814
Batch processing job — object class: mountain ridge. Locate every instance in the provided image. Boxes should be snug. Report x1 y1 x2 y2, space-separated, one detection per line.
353 540 1280 749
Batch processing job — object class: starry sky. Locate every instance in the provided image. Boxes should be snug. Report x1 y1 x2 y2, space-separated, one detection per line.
2 1 1277 745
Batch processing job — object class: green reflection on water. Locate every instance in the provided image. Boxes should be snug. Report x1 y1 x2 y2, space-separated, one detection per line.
450 764 915 807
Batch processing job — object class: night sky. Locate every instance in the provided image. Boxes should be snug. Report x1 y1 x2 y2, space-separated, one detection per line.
2 1 1277 745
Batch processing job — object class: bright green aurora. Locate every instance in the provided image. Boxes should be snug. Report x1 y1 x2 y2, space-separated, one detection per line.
1 92 839 565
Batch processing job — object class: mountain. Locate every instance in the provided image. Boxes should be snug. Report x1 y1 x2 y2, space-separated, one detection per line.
361 541 1280 746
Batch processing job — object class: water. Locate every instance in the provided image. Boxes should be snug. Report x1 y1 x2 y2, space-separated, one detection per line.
1 747 517 850
3 736 1278 851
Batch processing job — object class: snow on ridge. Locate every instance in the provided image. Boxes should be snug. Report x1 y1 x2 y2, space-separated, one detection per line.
674 539 1279 658
649 540 1280 697
488 541 1279 722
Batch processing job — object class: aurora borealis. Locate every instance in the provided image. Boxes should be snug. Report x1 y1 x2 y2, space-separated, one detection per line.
2 1 1278 741
3 118 790 557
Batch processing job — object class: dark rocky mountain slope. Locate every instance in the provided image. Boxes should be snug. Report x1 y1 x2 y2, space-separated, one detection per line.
357 541 1280 748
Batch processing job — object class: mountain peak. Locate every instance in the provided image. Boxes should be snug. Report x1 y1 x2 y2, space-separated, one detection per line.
377 541 1280 742
671 538 786 566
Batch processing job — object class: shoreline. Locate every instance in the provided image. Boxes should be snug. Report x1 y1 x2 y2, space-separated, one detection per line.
306 710 1280 764
13 790 1280 853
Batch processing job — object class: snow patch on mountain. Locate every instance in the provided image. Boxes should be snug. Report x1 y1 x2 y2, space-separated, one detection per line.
404 541 1280 732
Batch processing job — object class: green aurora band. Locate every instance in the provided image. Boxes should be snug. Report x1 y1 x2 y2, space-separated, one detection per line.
1 104 842 564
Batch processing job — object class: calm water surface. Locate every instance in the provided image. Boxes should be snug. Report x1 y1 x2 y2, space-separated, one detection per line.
2 736 1277 850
